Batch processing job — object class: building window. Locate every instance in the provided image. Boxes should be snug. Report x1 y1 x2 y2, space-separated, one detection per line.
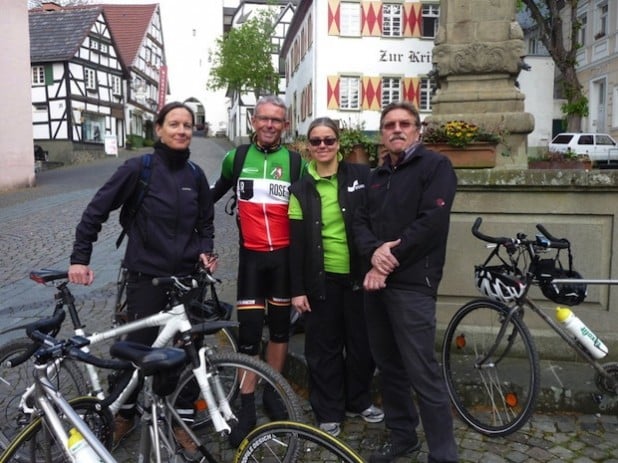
32 66 45 86
100 43 109 54
381 77 401 107
340 76 360 110
340 2 361 36
383 4 402 37
83 114 105 143
419 77 432 111
111 75 121 95
596 2 608 39
422 4 440 38
578 14 587 46
85 68 96 90
89 38 99 50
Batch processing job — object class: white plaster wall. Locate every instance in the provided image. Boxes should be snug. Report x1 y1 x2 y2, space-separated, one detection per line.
518 55 556 149
286 2 434 138
0 2 34 190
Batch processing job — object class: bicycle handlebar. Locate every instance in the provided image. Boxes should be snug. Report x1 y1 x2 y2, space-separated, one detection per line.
472 217 571 250
19 311 131 370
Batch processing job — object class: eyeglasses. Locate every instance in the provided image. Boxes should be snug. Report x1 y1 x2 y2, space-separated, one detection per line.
382 120 415 131
254 115 286 126
308 137 338 147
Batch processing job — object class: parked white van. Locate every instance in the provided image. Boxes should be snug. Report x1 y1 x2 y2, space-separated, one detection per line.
548 133 618 166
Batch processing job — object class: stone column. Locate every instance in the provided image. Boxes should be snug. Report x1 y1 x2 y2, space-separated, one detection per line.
427 0 534 168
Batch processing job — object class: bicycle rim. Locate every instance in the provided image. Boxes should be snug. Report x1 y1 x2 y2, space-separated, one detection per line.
0 396 113 463
0 339 88 455
170 351 301 460
235 421 364 463
441 298 540 437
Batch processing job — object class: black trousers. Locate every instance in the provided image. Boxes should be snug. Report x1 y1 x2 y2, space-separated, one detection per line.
119 273 197 421
304 273 376 423
364 288 458 463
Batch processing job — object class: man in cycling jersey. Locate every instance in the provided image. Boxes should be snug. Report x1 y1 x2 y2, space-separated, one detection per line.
211 95 305 446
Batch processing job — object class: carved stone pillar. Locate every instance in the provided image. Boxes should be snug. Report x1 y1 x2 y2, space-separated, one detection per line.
427 0 534 168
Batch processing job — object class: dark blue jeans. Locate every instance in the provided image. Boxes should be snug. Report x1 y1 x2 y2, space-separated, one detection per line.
364 287 458 463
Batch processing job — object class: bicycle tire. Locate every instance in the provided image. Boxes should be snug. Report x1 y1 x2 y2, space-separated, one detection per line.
0 339 88 455
441 298 540 437
170 351 302 458
235 421 364 463
0 396 113 463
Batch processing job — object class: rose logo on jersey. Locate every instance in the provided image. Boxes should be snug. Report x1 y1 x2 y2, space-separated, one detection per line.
270 166 283 180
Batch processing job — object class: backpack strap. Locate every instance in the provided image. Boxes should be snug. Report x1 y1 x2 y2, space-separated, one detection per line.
224 144 250 215
116 154 153 248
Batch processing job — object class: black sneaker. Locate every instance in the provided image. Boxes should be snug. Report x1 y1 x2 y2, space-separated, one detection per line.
262 384 288 420
369 440 421 463
228 393 257 448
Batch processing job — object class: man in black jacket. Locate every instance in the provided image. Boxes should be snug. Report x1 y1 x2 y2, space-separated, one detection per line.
354 102 459 463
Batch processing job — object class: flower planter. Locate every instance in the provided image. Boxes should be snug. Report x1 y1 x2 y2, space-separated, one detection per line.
425 142 497 168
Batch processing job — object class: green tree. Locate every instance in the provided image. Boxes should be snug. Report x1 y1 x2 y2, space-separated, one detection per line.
520 0 587 131
208 9 279 99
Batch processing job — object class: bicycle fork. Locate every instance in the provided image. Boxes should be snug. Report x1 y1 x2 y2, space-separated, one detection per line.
193 347 234 434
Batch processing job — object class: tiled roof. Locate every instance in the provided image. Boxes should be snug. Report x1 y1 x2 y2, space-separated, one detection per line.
102 4 158 68
29 7 103 63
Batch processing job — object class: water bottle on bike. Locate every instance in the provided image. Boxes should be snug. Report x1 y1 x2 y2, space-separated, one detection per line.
68 428 103 463
556 306 608 359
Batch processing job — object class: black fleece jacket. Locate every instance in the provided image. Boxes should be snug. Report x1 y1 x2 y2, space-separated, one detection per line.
353 144 457 296
289 161 370 300
70 141 214 276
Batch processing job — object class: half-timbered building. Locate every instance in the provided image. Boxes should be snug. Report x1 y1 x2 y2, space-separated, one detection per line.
104 3 166 148
29 4 125 160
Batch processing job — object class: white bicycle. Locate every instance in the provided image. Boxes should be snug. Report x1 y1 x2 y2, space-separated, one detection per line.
0 268 301 462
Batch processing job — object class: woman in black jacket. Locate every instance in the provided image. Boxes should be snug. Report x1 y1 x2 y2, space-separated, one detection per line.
288 117 382 437
68 102 217 459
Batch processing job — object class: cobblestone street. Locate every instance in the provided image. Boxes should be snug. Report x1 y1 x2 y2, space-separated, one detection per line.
1 136 618 461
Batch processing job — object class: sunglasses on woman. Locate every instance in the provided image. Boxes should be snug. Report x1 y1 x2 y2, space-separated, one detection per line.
308 137 338 147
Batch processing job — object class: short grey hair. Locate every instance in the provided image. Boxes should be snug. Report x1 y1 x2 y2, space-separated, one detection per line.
255 95 287 114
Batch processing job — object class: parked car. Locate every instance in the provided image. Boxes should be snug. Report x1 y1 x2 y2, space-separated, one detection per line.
548 133 618 166
34 144 49 162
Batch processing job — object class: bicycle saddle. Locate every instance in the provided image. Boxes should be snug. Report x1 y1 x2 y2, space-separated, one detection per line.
110 341 186 377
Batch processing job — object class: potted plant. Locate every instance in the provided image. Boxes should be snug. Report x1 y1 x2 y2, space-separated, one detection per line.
422 120 505 168
338 120 378 165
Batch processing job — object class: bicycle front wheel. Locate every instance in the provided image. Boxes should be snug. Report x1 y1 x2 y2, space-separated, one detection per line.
0 339 88 454
235 421 364 463
171 351 302 460
0 396 113 463
441 298 540 437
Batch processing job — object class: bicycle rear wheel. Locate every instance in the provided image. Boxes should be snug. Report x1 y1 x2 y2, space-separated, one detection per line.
441 298 540 437
0 339 87 455
0 396 113 463
234 421 364 463
170 351 302 460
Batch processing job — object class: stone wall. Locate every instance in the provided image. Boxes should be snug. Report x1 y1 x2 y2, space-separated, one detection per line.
437 169 618 361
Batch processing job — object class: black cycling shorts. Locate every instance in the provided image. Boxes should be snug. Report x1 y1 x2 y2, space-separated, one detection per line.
236 247 291 355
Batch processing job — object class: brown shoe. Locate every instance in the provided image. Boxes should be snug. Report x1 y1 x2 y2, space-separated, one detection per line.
174 426 199 461
113 415 136 449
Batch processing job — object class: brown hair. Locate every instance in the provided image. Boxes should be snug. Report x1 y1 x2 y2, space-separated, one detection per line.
307 117 340 139
156 102 195 126
379 101 421 130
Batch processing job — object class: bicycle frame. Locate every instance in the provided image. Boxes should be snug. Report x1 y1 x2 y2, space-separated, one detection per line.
15 276 236 434
29 365 115 463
